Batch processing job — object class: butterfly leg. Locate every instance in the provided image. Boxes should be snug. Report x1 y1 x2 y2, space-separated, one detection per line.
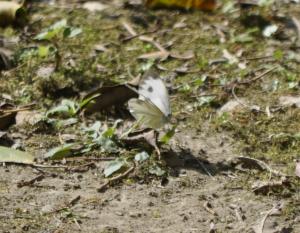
153 130 161 160
120 117 144 139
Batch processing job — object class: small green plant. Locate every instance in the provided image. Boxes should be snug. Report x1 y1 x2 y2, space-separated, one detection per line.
34 19 82 70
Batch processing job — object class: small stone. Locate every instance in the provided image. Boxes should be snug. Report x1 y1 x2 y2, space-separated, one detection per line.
279 96 300 108
218 99 245 115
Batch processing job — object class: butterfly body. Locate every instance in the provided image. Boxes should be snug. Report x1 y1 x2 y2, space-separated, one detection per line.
128 72 171 129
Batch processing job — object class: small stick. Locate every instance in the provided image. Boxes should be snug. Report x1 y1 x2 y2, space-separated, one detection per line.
122 21 137 36
32 163 69 169
121 21 168 54
203 201 218 216
64 156 115 162
122 28 159 42
241 55 273 61
231 84 263 112
238 66 278 85
97 166 135 192
120 117 144 139
256 204 280 233
2 105 35 114
2 162 69 168
235 156 288 177
17 174 45 188
47 195 81 214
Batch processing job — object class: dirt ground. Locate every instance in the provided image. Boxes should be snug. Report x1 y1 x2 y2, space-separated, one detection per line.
1 0 300 232
1 129 299 232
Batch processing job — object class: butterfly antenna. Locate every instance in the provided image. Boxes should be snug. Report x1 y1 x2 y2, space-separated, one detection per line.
125 83 139 95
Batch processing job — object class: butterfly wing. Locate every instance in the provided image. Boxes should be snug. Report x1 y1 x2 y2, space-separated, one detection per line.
138 72 171 118
128 98 168 129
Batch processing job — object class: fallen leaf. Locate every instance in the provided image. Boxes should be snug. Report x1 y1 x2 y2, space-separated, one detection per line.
36 65 55 78
82 2 109 12
94 43 109 53
15 110 43 126
34 19 67 41
0 146 34 164
170 50 194 60
223 49 239 64
279 96 300 108
295 159 300 178
135 151 150 162
46 99 79 117
145 0 216 10
82 81 138 114
44 143 79 160
124 128 158 151
104 158 126 177
173 18 187 29
252 178 291 195
218 99 246 115
138 50 170 60
149 164 165 176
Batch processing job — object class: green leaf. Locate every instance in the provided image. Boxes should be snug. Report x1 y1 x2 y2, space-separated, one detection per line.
233 28 258 43
102 127 115 138
292 133 300 140
160 125 176 144
38 46 50 58
196 96 215 107
54 118 78 128
51 19 67 30
258 0 274 6
288 81 298 89
84 121 101 139
104 158 126 177
179 84 191 93
95 136 118 153
102 120 122 138
149 165 165 176
44 143 76 160
273 49 283 60
35 19 67 40
46 99 79 117
63 27 82 38
0 146 34 164
79 93 101 110
135 151 149 162
16 47 38 61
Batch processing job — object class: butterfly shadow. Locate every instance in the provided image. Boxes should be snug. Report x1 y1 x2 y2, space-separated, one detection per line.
163 147 233 177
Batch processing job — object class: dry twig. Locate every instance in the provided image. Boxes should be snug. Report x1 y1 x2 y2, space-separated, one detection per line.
97 165 135 192
254 203 282 233
17 174 45 188
235 156 288 178
238 66 278 85
203 201 218 216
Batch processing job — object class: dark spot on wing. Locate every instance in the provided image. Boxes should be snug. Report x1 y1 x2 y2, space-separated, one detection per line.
147 86 153 92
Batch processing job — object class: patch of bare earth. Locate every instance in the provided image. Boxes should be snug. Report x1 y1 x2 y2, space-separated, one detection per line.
1 129 297 232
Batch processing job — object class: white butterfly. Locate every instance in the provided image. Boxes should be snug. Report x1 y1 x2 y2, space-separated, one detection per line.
128 72 171 129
